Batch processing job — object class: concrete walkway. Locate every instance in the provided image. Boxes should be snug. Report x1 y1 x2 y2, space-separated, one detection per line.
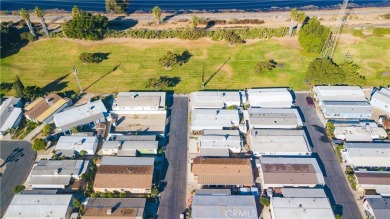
23 123 45 141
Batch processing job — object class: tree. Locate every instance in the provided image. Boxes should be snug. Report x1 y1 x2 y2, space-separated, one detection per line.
32 138 46 151
260 197 270 207
13 76 25 98
151 186 159 197
152 6 161 25
79 150 87 156
79 52 103 63
63 11 108 40
298 18 330 53
306 58 365 85
146 77 169 91
73 198 82 208
296 11 306 33
42 124 51 136
159 51 178 69
13 185 26 193
191 16 199 29
72 6 81 18
255 60 277 73
20 8 36 38
106 0 130 14
34 6 49 37
289 8 298 36
223 30 243 45
24 85 43 100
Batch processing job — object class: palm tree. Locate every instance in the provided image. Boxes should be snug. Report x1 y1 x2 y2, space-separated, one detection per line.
191 16 199 29
296 11 306 33
289 8 298 36
20 8 36 38
152 6 161 25
34 6 49 37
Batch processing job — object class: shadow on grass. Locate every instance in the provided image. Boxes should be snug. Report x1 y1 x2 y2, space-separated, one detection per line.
42 73 70 93
84 65 121 91
204 56 231 86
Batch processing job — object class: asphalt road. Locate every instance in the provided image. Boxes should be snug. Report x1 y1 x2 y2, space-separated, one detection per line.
295 93 362 219
0 140 35 216
158 96 188 219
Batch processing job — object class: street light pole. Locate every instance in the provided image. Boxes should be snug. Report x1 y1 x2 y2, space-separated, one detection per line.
73 66 83 93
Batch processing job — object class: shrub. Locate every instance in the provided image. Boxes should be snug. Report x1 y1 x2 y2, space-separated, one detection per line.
255 60 277 73
380 14 390 19
223 30 243 44
298 18 330 53
20 32 36 42
79 52 103 63
42 124 51 136
13 185 25 193
372 27 390 36
79 150 87 156
159 51 178 69
32 138 46 151
119 192 126 198
260 197 270 207
62 11 108 40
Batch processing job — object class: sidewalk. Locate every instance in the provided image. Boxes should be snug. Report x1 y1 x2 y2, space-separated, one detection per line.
23 123 45 141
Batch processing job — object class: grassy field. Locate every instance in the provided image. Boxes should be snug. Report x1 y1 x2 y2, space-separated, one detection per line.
1 35 389 94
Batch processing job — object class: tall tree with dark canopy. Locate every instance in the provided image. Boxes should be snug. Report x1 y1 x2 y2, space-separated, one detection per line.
20 8 36 38
106 0 130 14
13 76 25 98
62 10 109 40
34 6 49 37
298 18 330 53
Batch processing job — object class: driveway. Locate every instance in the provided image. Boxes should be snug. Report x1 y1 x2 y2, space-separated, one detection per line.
158 96 188 219
0 141 36 216
295 93 362 219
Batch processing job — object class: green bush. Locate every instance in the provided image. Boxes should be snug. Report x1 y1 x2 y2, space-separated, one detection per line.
260 197 270 207
298 18 330 53
20 32 36 42
42 124 51 136
12 185 25 193
79 52 103 63
32 138 46 151
62 12 108 40
372 28 390 36
255 60 277 73
159 51 179 69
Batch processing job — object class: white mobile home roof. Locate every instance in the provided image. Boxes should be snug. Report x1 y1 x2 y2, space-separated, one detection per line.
202 129 240 136
0 98 22 134
344 143 390 167
313 86 366 102
248 108 303 128
102 140 122 149
191 109 239 130
281 188 327 198
271 197 334 219
54 100 107 131
121 140 158 150
199 135 242 149
55 136 98 153
334 125 387 141
113 92 165 109
321 101 372 118
371 88 390 113
190 91 241 109
192 195 258 219
247 88 293 108
101 156 154 166
250 129 311 156
3 194 72 219
31 160 89 176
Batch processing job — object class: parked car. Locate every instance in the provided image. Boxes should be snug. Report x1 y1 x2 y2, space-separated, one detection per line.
306 96 314 106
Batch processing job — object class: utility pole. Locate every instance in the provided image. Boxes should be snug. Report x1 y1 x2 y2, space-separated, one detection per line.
73 66 83 93
320 0 349 59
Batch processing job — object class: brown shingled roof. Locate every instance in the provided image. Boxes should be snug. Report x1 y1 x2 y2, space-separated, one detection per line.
191 158 253 185
94 165 153 190
355 172 390 185
25 93 63 119
261 163 319 185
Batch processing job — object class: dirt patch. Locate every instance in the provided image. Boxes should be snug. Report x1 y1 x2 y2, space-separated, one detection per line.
273 37 302 50
381 72 390 76
214 64 233 77
338 34 364 45
0 159 5 174
197 49 208 60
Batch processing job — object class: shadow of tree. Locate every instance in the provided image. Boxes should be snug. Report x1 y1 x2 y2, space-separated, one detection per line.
0 148 25 168
1 25 29 59
95 53 110 62
109 17 138 30
161 76 181 88
0 82 13 95
178 50 192 65
205 21 216 29
162 12 183 23
42 73 70 93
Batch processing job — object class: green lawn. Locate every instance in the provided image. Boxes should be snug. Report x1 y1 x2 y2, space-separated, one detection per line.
1 35 389 94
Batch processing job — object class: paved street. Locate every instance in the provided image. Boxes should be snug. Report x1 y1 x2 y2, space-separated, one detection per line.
295 93 362 219
0 141 35 216
158 96 188 219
